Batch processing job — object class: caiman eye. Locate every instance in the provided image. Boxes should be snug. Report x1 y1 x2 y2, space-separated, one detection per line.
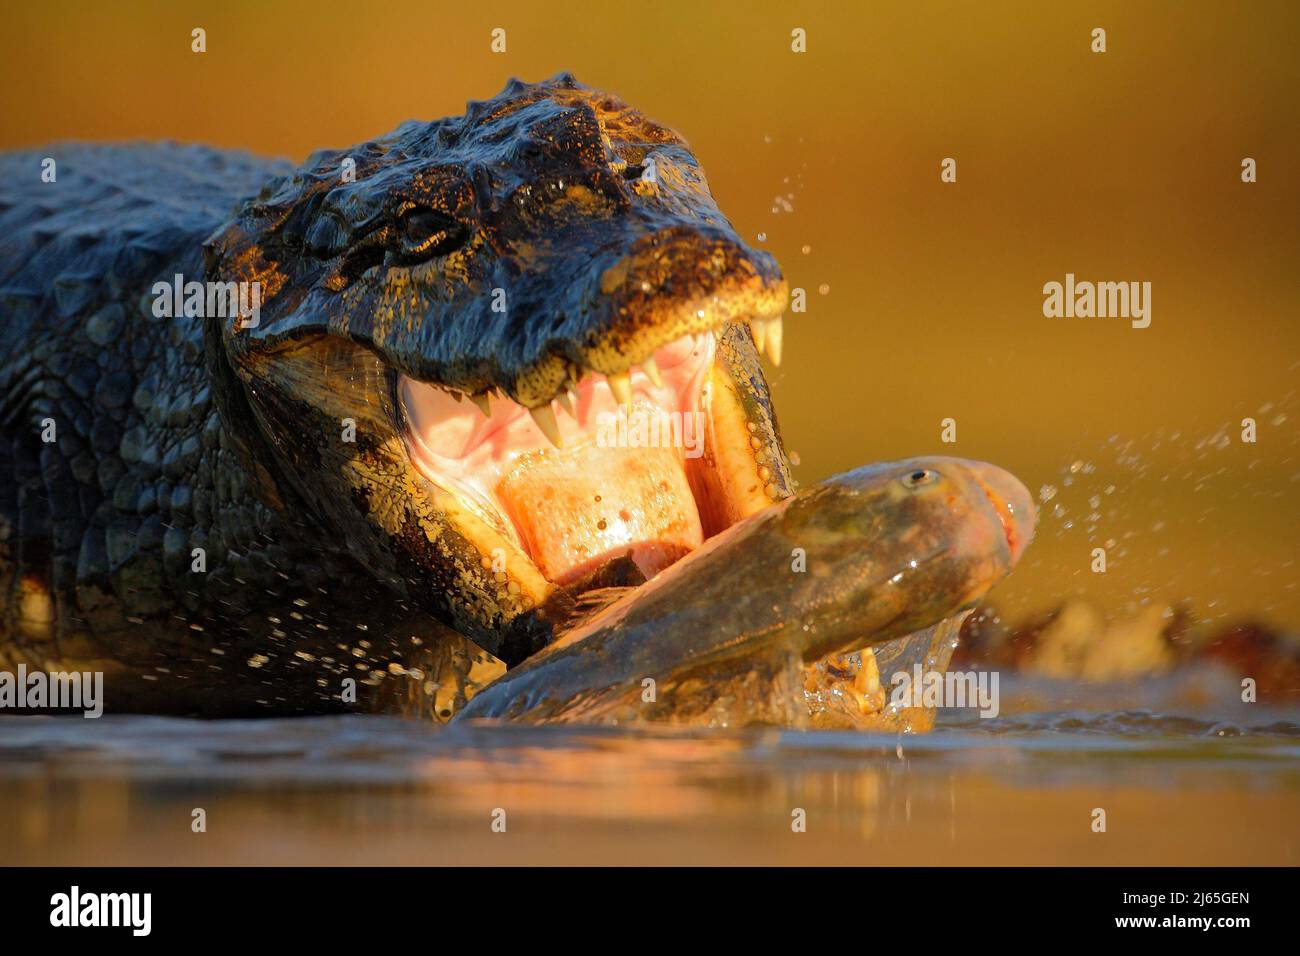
901 469 940 489
396 206 468 259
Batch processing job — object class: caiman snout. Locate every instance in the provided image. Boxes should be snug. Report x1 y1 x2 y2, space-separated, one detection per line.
598 224 783 306
579 222 787 378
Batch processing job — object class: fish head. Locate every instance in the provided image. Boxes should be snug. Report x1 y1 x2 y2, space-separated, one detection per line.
784 456 1038 642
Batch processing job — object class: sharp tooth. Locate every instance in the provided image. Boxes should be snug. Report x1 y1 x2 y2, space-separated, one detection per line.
749 320 767 355
607 372 633 409
529 405 563 448
764 316 783 366
470 392 491 416
640 355 663 388
555 391 574 417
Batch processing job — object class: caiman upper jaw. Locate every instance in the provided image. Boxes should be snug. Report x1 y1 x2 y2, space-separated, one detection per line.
395 266 788 418
365 223 789 412
210 75 789 410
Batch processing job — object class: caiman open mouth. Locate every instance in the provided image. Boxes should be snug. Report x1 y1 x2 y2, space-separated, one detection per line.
399 318 785 590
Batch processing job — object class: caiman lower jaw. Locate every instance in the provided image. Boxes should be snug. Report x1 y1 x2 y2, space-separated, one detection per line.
399 325 786 589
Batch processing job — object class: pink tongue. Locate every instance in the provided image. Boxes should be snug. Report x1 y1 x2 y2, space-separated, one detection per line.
496 443 703 585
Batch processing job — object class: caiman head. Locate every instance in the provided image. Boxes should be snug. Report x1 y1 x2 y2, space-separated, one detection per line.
205 74 792 664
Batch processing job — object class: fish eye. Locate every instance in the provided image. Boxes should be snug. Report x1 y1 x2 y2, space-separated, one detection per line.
395 206 467 259
901 468 940 489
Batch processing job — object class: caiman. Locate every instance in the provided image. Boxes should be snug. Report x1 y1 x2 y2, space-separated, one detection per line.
0 74 1035 728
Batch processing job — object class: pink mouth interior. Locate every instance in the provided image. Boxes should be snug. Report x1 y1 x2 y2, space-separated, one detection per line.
401 333 716 584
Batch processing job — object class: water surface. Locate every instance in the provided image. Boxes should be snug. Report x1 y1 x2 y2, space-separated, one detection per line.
2 670 1296 865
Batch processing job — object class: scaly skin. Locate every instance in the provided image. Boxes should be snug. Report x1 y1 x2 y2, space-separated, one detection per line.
0 75 1034 723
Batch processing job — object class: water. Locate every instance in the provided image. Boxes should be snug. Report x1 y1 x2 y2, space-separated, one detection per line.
2 671 1297 865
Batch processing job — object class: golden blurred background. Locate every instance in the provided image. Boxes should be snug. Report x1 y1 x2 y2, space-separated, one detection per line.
3 0 1297 631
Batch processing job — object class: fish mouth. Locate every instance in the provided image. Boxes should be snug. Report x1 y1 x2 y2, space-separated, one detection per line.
965 461 1037 564
399 318 787 591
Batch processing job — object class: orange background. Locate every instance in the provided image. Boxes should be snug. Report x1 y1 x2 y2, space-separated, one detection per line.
3 0 1297 630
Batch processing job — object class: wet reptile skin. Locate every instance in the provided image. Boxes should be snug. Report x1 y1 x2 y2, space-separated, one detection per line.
0 140 412 714
0 75 796 716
